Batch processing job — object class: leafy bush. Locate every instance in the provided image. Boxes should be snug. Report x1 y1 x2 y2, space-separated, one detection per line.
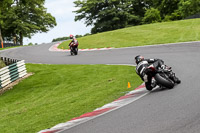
142 8 161 24
28 43 33 46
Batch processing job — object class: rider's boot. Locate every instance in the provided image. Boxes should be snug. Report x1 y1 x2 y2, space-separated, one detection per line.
151 80 157 88
170 72 181 84
174 77 181 84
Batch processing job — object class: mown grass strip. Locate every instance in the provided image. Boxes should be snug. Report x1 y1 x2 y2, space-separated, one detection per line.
59 18 200 49
0 64 142 133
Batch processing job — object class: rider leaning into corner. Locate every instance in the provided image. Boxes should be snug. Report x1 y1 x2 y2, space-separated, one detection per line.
135 55 181 91
69 34 79 49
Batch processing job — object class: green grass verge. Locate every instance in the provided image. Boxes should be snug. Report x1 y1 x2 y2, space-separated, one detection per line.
59 18 200 49
0 64 142 133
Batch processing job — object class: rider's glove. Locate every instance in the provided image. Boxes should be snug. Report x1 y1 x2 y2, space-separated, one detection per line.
161 65 166 69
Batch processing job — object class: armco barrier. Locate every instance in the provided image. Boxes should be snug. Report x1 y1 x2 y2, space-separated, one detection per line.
0 60 27 89
0 43 20 48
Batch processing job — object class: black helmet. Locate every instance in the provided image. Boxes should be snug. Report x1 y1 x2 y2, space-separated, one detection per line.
135 55 144 64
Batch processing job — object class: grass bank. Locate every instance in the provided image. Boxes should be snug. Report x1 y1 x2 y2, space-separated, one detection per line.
0 64 142 133
59 18 200 49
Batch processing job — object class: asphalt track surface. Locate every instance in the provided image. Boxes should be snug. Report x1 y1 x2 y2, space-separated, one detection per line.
1 42 200 133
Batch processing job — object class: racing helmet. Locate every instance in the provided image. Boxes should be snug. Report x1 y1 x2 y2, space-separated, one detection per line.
135 55 144 64
70 34 74 39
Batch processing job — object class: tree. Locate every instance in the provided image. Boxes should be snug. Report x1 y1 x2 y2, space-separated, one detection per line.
0 0 13 47
174 0 200 19
1 0 57 45
157 0 180 19
74 0 141 34
130 0 153 17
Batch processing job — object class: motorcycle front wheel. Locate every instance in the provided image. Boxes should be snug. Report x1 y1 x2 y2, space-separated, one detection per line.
74 48 78 55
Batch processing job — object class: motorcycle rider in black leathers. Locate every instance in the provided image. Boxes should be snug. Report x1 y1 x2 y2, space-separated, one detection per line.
135 55 181 91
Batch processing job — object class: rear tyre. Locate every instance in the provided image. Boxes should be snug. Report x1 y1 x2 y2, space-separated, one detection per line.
155 73 174 89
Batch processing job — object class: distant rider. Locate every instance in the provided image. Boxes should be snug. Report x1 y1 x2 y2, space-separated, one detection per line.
69 34 79 49
135 55 181 91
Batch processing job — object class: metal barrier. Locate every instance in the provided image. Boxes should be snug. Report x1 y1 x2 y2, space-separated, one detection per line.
0 43 21 48
0 60 27 89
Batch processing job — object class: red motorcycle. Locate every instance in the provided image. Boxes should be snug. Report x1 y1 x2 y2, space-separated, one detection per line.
69 42 78 55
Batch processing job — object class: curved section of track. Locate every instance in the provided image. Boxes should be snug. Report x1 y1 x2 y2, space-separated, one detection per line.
1 42 200 133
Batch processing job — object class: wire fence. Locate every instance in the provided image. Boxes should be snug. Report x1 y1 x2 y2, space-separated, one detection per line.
0 43 21 48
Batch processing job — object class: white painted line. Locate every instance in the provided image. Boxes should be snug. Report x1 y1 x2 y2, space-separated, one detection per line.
108 41 200 50
49 43 114 52
49 41 200 52
106 64 136 66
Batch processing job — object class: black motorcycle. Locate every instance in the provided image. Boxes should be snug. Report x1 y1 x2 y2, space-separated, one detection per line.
148 65 180 89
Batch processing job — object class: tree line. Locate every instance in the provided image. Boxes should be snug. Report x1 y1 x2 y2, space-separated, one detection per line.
52 34 91 42
0 0 56 45
74 0 200 34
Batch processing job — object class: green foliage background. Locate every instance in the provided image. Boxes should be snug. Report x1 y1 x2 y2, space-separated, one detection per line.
74 0 200 34
0 0 56 45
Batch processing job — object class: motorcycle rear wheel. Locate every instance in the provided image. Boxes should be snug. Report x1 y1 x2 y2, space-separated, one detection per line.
154 73 174 89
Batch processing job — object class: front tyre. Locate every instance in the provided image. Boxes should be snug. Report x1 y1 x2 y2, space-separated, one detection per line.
70 50 73 55
74 48 78 55
155 73 174 89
